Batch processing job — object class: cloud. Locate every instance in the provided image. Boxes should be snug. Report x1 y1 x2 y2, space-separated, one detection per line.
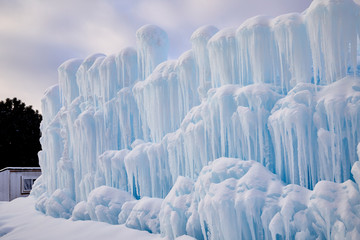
0 0 313 111
132 0 313 57
0 0 138 110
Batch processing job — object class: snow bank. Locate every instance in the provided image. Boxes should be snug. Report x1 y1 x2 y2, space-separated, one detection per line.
0 197 162 240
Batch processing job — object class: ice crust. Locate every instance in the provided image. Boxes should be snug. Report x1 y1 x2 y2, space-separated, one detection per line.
33 0 360 239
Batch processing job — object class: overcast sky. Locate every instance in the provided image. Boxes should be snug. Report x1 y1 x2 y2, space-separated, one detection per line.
0 0 312 111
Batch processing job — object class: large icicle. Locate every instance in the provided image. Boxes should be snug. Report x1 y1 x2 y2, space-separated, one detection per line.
305 0 360 84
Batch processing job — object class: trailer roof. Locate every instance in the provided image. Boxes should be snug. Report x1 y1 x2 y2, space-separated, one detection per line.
0 167 41 173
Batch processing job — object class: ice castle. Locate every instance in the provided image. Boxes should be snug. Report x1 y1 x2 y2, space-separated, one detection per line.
32 0 360 239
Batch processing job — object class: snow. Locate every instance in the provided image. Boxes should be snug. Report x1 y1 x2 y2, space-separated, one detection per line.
0 197 162 240
3 0 360 239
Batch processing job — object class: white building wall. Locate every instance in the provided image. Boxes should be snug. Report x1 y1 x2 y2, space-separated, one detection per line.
0 168 41 201
0 170 10 201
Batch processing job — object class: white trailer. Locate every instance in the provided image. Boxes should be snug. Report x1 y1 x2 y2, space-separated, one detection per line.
0 167 41 201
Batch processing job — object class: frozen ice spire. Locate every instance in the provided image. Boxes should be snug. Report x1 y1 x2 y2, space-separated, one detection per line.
76 53 106 103
305 0 360 84
190 25 218 98
136 24 169 81
58 58 83 107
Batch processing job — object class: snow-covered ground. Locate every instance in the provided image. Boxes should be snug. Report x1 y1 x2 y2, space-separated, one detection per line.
0 196 168 240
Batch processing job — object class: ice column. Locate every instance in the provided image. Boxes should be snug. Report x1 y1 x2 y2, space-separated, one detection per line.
58 59 82 107
268 84 318 188
208 28 239 88
124 142 172 198
73 109 97 201
115 47 138 89
136 24 168 81
236 16 280 86
39 85 62 195
95 150 130 191
76 54 105 104
190 25 218 98
315 77 360 183
133 51 200 142
272 13 312 92
116 87 143 149
133 61 179 142
177 50 200 122
99 54 118 105
167 84 281 181
305 0 360 84
87 56 106 109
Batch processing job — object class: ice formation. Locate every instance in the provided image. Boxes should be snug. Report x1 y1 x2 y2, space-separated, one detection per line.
32 0 360 239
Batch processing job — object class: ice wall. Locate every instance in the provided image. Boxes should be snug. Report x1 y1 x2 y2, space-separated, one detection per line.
133 50 200 142
33 0 360 239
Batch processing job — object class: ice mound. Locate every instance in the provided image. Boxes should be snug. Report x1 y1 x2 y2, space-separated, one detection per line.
351 143 360 188
33 187 75 219
118 197 163 233
71 201 90 221
182 158 360 239
124 197 163 233
72 186 134 224
159 176 195 239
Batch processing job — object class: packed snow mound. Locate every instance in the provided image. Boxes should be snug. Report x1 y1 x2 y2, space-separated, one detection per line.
124 197 163 233
85 186 134 224
33 0 360 239
159 176 195 239
70 186 134 224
